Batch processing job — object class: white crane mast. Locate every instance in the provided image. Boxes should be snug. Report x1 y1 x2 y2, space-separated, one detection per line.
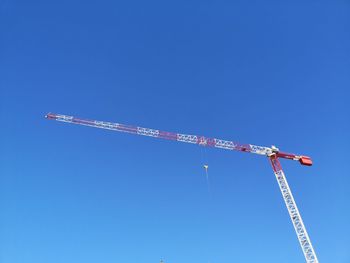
270 156 318 262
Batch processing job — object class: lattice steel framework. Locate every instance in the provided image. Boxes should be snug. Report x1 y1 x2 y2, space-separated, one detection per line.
270 156 318 263
46 113 319 262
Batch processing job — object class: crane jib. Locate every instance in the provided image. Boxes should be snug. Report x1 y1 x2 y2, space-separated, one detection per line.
45 113 311 165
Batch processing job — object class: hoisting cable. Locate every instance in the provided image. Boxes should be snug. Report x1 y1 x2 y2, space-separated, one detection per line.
200 145 211 194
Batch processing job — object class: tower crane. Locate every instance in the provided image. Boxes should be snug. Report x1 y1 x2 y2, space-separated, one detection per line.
45 113 318 263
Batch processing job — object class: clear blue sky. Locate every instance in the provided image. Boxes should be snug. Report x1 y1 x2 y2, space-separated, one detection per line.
1 0 349 262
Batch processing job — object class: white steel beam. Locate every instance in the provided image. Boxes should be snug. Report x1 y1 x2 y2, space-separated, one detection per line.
270 157 318 263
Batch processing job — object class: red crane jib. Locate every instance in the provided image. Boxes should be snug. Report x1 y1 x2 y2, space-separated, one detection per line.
45 113 312 166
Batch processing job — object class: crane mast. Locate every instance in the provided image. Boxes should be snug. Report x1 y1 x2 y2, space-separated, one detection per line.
45 113 318 262
270 156 318 262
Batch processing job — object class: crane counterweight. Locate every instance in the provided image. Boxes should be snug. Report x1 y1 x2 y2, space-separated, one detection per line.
299 156 313 166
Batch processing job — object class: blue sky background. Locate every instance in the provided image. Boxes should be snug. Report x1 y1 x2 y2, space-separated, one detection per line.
1 0 349 262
